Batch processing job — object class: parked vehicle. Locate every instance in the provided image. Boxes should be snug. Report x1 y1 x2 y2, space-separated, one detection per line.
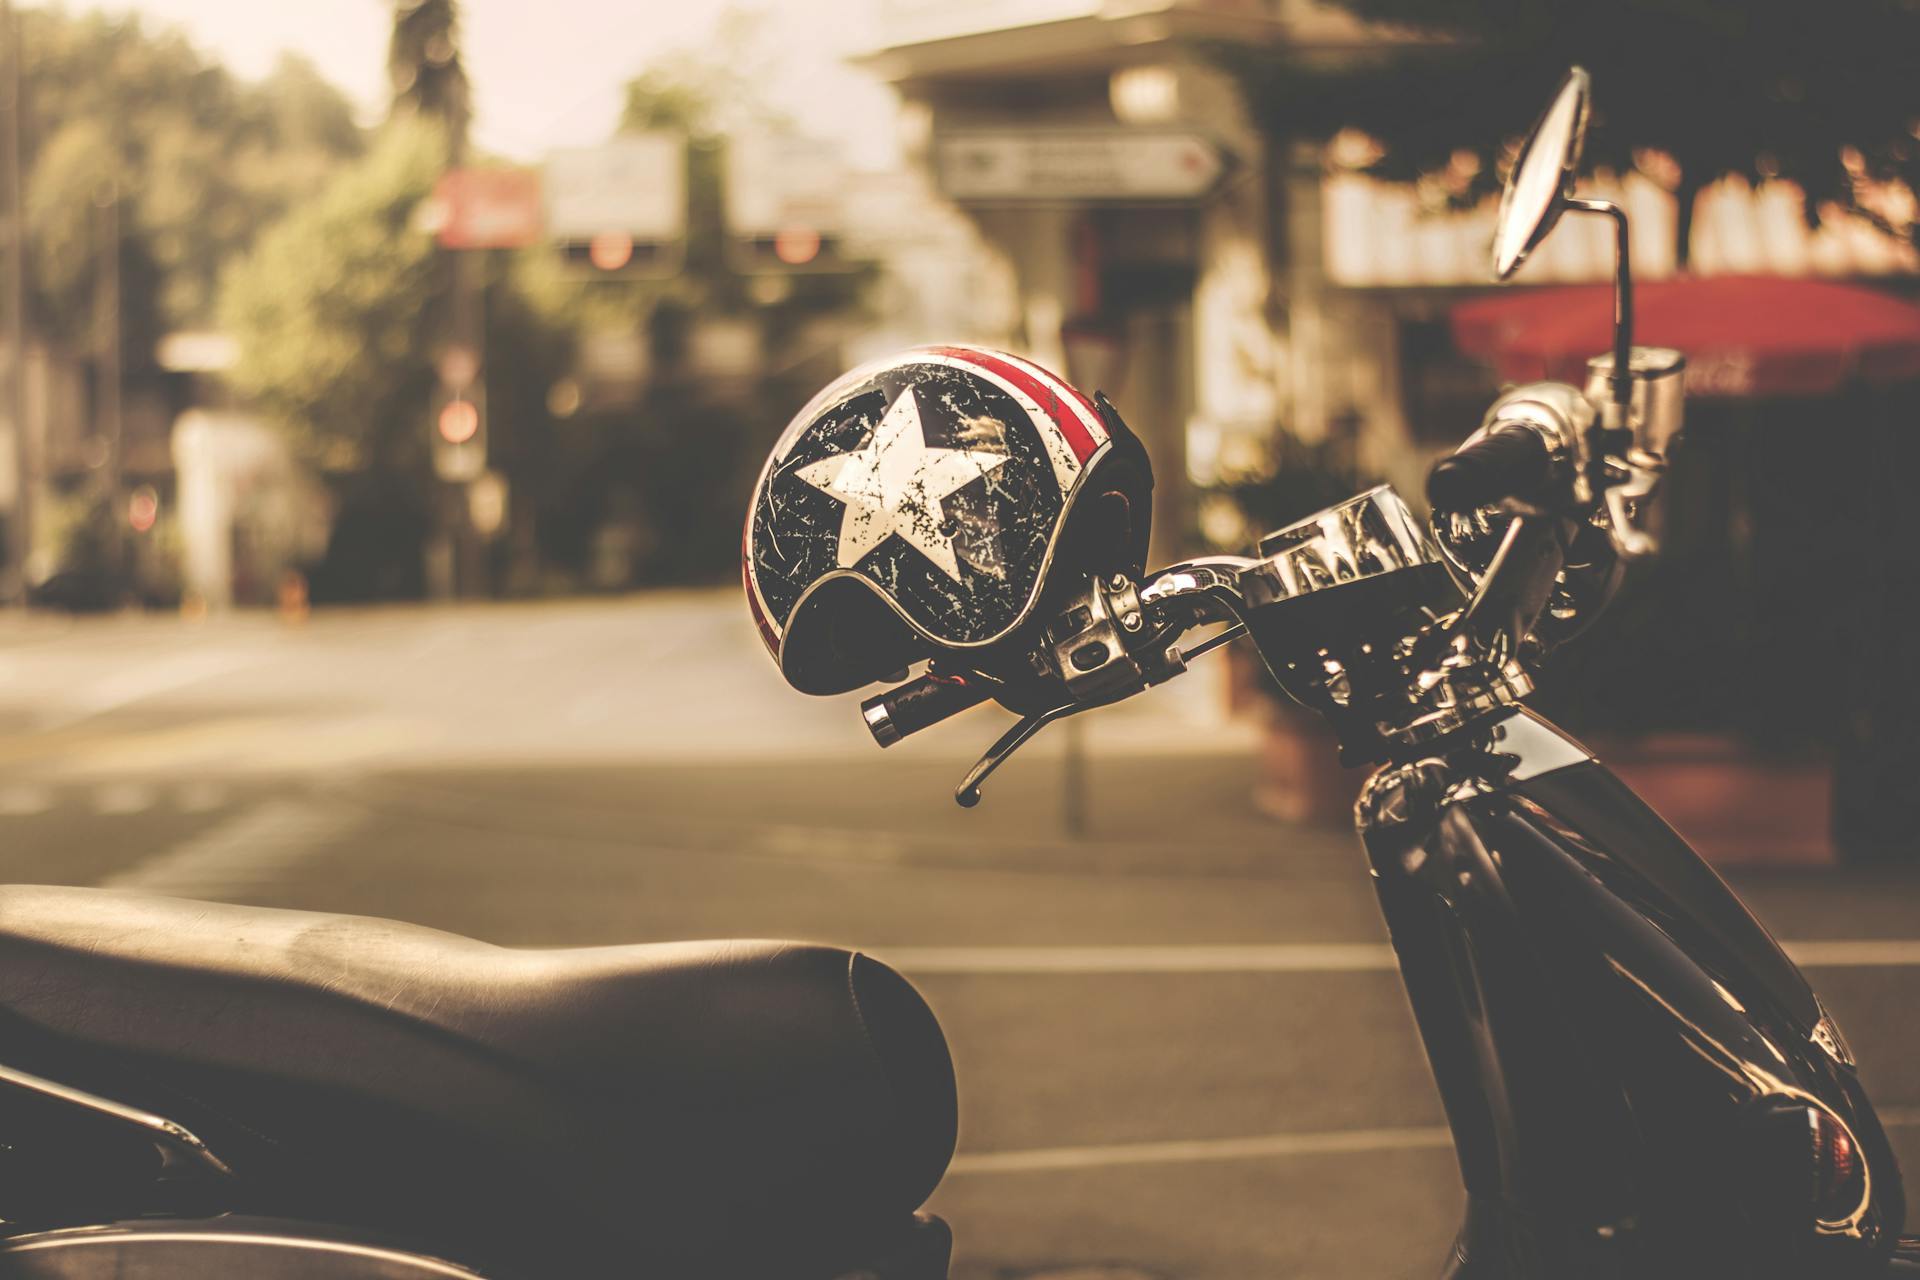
744 68 1920 1278
0 67 1913 1280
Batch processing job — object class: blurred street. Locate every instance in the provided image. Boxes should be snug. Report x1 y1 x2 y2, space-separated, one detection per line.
0 593 1917 1279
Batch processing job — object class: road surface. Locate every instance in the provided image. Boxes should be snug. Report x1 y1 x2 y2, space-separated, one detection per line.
0 594 1915 1278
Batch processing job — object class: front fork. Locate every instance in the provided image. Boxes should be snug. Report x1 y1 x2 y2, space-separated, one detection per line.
1357 709 1905 1279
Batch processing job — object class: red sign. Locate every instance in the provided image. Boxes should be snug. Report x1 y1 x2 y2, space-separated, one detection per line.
433 168 543 250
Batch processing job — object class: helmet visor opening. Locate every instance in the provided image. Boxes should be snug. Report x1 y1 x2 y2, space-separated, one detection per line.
781 576 927 696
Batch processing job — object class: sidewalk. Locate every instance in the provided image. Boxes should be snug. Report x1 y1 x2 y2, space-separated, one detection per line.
0 591 1265 775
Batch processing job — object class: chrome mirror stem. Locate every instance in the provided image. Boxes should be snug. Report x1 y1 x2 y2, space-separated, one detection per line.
1565 196 1634 416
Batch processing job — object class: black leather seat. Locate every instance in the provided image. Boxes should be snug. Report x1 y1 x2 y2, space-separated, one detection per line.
0 885 957 1276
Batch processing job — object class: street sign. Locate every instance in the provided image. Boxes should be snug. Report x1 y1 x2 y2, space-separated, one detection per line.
726 133 847 237
935 129 1230 203
724 132 850 272
544 135 686 241
432 167 544 249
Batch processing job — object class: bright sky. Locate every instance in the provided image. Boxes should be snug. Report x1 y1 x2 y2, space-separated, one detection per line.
67 0 900 167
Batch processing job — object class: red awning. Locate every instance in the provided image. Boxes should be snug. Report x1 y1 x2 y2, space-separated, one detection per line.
1452 276 1920 398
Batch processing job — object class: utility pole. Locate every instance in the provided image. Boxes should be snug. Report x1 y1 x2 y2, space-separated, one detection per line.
1 0 29 600
445 127 482 599
94 180 120 502
391 0 479 601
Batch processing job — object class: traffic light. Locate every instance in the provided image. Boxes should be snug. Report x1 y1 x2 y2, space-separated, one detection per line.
127 485 159 534
431 383 487 483
545 137 687 279
728 226 849 274
556 233 683 278
722 133 854 275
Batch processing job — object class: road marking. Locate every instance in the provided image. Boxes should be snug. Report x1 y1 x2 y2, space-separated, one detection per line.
952 1110 1920 1175
0 784 52 816
176 781 228 813
1782 940 1920 968
881 940 1920 975
46 649 255 730
91 782 155 815
883 944 1399 974
756 825 910 863
99 797 355 899
949 1126 1455 1175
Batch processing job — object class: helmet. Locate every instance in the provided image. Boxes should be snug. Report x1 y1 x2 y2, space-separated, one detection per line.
745 345 1153 695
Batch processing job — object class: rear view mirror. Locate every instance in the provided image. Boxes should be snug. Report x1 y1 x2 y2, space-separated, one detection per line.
1491 67 1591 281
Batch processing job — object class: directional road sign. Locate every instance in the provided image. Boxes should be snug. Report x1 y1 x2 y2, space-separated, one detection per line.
544 135 686 241
935 129 1231 203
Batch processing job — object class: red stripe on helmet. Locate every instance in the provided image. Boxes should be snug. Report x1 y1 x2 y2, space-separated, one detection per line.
742 529 780 654
931 346 1102 464
987 347 1111 439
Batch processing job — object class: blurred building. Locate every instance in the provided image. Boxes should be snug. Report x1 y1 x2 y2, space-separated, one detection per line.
1314 162 1920 499
856 0 1352 564
859 0 1920 562
159 334 328 611
0 336 181 603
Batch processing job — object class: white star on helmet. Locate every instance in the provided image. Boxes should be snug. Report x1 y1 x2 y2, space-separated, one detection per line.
796 387 1011 582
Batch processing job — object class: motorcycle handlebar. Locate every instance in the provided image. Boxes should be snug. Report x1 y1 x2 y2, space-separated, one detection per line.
860 672 994 747
1426 426 1555 510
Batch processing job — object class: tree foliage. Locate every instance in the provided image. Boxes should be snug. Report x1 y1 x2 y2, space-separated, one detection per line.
388 0 471 152
518 16 866 351
1222 0 1920 262
508 19 875 584
218 120 445 468
17 9 362 351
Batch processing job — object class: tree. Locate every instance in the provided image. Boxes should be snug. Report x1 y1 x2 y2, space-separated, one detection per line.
16 10 362 352
517 11 857 337
1222 0 1920 265
218 120 445 469
388 0 471 153
509 18 875 585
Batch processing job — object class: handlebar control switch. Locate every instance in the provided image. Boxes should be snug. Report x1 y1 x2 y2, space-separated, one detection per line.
1048 574 1150 706
1585 346 1685 560
1585 347 1686 464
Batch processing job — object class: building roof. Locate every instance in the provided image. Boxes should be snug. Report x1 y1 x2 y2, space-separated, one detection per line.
855 0 1396 83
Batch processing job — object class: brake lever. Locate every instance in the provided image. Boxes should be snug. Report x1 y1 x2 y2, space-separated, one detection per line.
954 699 1093 808
952 620 1247 808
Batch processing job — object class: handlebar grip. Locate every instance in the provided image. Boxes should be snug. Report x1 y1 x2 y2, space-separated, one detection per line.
1426 426 1555 510
860 673 994 747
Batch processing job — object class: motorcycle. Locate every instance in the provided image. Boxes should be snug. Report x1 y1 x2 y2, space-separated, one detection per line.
807 67 1920 1278
0 65 1911 1280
